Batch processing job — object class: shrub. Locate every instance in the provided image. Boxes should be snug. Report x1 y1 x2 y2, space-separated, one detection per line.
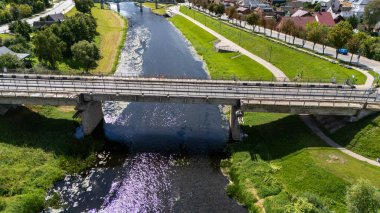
346 179 380 213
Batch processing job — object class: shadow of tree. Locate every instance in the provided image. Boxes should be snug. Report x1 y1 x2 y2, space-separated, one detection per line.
228 115 328 161
0 106 103 158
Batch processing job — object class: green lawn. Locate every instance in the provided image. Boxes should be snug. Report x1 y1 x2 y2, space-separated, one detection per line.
223 112 380 212
170 15 274 80
0 106 103 212
0 34 15 41
180 7 367 84
330 113 380 160
143 2 173 15
61 4 127 74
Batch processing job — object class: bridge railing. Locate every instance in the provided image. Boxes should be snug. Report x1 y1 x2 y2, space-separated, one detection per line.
1 69 360 87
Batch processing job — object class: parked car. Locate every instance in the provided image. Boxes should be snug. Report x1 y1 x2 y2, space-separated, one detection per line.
337 48 348 55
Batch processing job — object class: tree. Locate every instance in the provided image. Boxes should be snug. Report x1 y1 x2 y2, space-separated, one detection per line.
8 20 33 40
74 0 94 13
226 7 237 21
281 18 296 42
328 21 353 58
71 41 101 73
267 18 277 37
214 4 225 16
246 13 259 32
0 53 24 69
347 35 361 64
259 16 267 34
347 15 359 29
306 22 323 51
10 4 20 20
314 3 321 12
346 180 380 213
363 0 380 31
320 25 329 54
3 35 32 53
33 29 65 69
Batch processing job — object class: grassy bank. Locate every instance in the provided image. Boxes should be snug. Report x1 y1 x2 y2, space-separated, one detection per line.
62 4 127 74
169 15 274 80
330 113 380 160
0 106 103 212
143 3 173 15
222 113 380 212
180 7 367 84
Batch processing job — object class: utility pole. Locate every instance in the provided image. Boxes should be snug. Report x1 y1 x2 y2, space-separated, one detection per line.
140 0 143 13
155 0 158 9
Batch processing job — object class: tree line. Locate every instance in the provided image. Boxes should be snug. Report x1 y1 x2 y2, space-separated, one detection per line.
0 0 101 73
192 0 380 64
0 0 51 25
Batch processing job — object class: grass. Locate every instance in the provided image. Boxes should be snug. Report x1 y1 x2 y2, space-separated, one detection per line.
61 4 127 74
0 106 103 212
143 2 173 15
180 7 367 84
222 112 380 212
169 15 274 80
0 34 15 41
330 113 380 160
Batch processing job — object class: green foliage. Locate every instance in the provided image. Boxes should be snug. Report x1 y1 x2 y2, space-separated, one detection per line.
314 3 321 12
170 15 273 80
214 4 225 15
0 106 103 212
346 179 380 213
328 21 353 58
347 15 359 29
306 22 328 50
246 13 259 30
3 35 31 53
0 0 49 24
33 28 65 69
0 53 24 69
74 0 94 14
347 34 361 63
180 7 366 83
8 20 33 40
71 40 101 72
363 0 380 30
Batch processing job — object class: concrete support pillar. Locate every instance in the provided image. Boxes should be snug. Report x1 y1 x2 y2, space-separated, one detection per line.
230 105 241 141
350 109 375 122
76 101 104 135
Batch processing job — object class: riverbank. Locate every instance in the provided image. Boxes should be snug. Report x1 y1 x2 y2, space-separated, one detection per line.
0 106 103 212
169 15 273 80
222 113 380 212
60 4 127 74
143 3 173 16
179 6 366 84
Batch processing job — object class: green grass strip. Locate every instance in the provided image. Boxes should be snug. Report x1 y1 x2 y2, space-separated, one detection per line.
170 15 274 80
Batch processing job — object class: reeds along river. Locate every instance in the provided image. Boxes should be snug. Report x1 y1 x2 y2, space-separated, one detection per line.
47 2 247 212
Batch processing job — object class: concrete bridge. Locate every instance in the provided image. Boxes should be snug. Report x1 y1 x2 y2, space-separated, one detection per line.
0 73 379 140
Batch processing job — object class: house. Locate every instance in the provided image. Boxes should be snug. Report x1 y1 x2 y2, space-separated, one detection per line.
291 9 311 17
33 13 65 28
254 4 275 16
350 0 370 18
0 46 29 60
278 1 304 16
277 11 335 30
237 0 260 9
312 0 340 12
236 6 251 14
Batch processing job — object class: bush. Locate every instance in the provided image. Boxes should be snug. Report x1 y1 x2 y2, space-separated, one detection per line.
346 179 380 213
0 53 25 69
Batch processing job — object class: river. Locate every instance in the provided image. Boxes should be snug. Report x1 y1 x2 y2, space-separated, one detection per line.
47 2 247 212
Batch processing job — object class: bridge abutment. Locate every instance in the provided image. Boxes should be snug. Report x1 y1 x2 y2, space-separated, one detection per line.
0 104 17 115
76 101 104 135
230 105 241 141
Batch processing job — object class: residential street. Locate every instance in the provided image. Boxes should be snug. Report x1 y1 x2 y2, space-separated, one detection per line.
0 0 74 33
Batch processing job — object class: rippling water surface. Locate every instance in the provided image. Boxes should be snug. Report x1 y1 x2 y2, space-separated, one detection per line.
48 2 247 212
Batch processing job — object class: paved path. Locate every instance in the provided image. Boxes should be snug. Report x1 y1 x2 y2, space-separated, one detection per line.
170 6 289 81
0 0 74 33
301 115 380 168
190 4 380 75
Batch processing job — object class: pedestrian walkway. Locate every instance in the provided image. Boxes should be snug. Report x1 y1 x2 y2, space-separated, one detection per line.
170 6 289 81
301 115 380 168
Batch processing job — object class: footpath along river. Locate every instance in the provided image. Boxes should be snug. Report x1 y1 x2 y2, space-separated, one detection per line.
47 2 247 212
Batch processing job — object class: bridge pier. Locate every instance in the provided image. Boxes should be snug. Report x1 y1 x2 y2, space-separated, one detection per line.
75 101 104 135
230 105 241 141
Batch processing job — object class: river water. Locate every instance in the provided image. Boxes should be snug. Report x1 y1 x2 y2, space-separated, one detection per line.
48 2 246 212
